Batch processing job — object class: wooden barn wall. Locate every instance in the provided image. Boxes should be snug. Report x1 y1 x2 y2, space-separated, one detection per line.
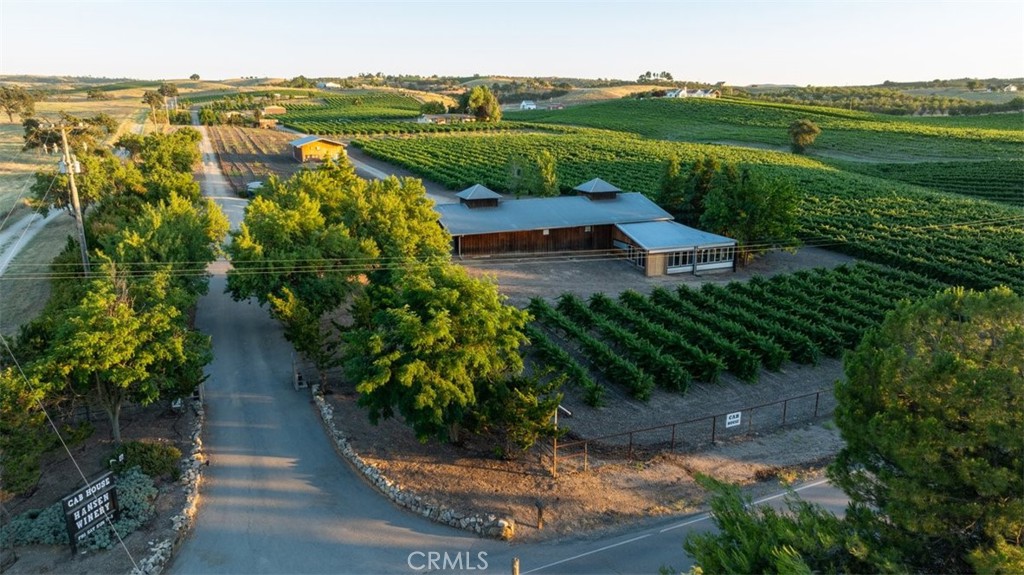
610 227 633 247
457 225 615 255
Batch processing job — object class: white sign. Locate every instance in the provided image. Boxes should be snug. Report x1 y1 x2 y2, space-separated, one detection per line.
725 411 742 428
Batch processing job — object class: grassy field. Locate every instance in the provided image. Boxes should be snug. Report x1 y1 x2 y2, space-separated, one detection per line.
0 84 149 333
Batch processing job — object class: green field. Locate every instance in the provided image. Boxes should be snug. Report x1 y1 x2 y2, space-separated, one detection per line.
827 159 1024 206
505 98 1024 161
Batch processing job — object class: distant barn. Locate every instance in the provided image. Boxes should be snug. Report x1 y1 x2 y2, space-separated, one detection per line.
289 136 345 163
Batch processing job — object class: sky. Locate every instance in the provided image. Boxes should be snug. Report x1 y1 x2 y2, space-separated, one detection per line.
1 1 1022 86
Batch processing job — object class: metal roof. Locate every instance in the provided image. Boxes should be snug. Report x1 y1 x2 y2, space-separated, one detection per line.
289 135 344 148
436 192 671 236
456 184 503 201
616 221 736 252
573 178 622 194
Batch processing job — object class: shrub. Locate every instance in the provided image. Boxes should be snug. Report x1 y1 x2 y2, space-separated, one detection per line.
0 467 157 550
108 440 181 481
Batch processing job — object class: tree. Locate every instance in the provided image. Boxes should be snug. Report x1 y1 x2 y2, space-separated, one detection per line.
157 83 179 98
965 78 980 91
189 73 200 81
656 154 687 216
525 150 559 197
466 85 501 122
343 262 529 442
420 101 446 114
788 118 821 154
0 85 36 123
41 263 207 443
833 287 1024 573
226 163 380 385
700 166 799 264
683 476 877 574
22 112 116 153
142 90 165 113
505 154 528 196
679 155 721 226
469 369 565 458
30 149 146 216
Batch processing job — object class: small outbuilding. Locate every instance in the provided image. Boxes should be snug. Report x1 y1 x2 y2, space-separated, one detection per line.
289 135 346 163
520 100 537 110
262 105 287 116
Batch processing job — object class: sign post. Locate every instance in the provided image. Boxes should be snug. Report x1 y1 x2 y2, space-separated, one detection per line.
61 471 119 552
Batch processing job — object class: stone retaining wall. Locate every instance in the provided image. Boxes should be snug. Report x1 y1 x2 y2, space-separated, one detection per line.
311 385 515 540
131 401 206 575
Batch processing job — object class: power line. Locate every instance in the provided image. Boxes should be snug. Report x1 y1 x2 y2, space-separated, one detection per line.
0 335 140 571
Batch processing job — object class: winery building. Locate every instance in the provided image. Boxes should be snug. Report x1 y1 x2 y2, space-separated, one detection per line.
435 179 737 276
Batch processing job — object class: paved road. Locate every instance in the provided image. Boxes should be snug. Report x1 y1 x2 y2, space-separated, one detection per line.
170 119 850 574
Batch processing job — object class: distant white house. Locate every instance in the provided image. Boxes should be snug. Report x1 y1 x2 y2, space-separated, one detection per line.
520 100 537 110
1002 84 1018 92
665 88 721 99
316 82 341 89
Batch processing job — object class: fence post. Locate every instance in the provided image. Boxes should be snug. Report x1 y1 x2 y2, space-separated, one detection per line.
782 399 788 426
670 424 676 451
628 433 634 460
584 443 589 472
551 434 558 478
814 392 820 418
711 415 717 444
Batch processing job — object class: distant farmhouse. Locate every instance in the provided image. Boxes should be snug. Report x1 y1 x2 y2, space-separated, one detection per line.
289 136 345 163
665 88 721 99
435 179 736 276
1003 84 1018 92
520 100 537 110
316 81 341 89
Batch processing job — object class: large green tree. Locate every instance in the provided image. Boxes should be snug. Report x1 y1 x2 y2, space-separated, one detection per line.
226 164 378 384
29 149 146 216
699 165 799 263
656 154 687 217
40 264 209 443
526 150 559 197
343 262 529 442
833 286 1024 573
0 85 36 123
466 85 502 122
679 155 720 226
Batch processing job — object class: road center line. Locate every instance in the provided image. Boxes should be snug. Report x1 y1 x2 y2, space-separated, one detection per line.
521 534 652 574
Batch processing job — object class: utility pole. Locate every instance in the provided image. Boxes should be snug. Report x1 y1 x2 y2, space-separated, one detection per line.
59 126 91 275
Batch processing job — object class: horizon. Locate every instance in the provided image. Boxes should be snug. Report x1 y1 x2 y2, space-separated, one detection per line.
1 1 1022 88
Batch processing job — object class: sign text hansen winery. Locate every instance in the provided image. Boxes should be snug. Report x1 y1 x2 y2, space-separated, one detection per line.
61 471 119 550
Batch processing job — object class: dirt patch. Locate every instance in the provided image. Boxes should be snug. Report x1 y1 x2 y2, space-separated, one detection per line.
326 388 842 542
460 246 856 308
205 126 305 194
0 404 195 575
